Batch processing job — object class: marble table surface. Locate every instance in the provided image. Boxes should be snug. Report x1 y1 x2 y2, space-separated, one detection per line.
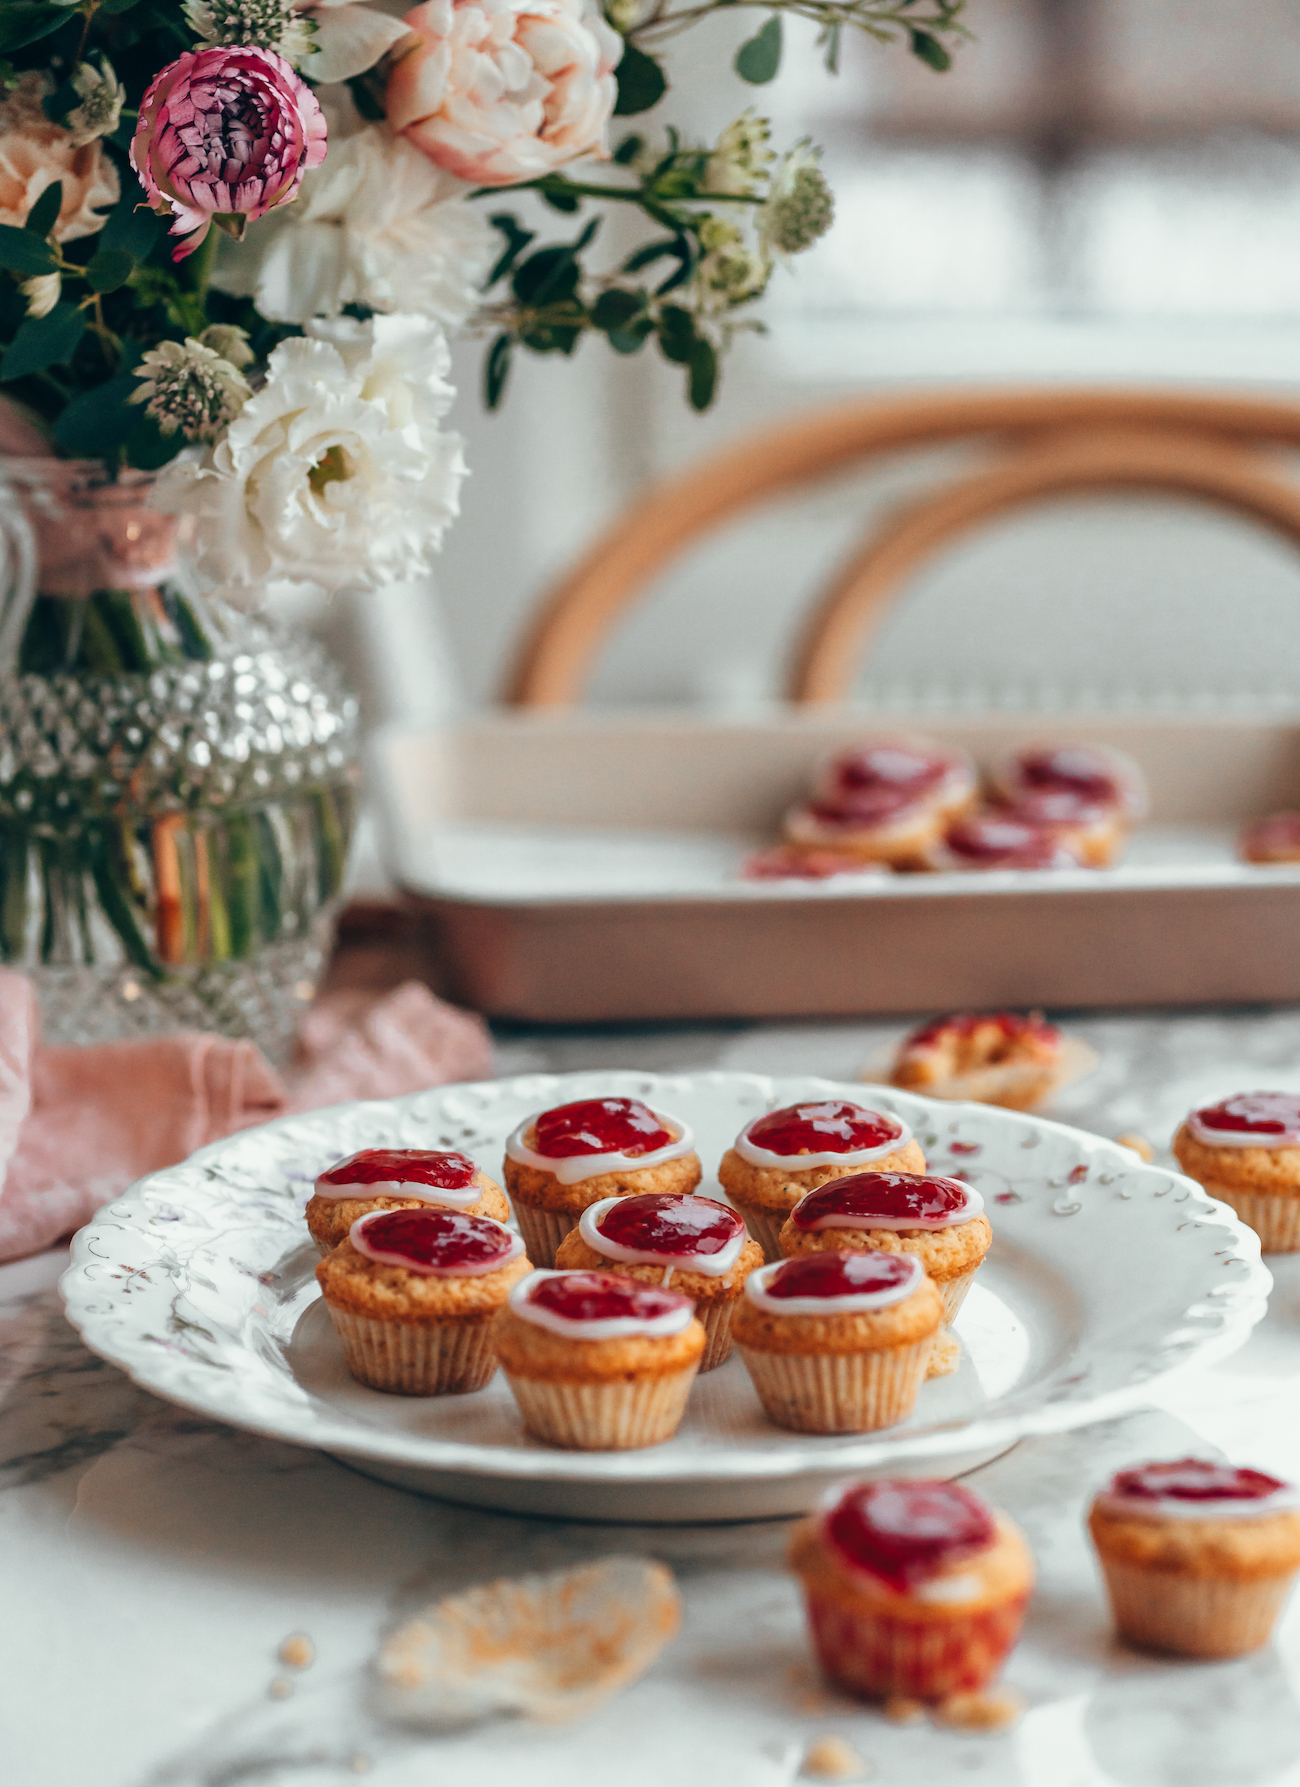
11 1005 1300 1787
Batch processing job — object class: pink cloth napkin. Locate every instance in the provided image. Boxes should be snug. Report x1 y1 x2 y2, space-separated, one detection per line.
0 968 495 1262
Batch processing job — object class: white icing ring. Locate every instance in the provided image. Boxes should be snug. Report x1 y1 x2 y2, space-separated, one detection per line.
743 1251 924 1316
793 1178 984 1233
505 1110 695 1186
509 1268 695 1341
1095 1485 1300 1522
735 1108 913 1173
314 1149 482 1208
577 1196 747 1277
1187 1108 1300 1149
349 1211 524 1278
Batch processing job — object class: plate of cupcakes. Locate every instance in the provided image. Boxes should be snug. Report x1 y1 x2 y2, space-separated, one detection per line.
61 1071 1271 1521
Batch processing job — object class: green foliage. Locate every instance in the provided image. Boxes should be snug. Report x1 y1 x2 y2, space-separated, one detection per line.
735 16 783 83
613 43 666 116
0 224 57 277
1 303 85 381
24 180 63 240
86 248 136 293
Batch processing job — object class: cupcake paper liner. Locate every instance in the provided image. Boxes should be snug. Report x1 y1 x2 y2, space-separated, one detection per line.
737 1336 933 1434
1098 1557 1298 1658
502 1365 699 1450
1203 1185 1300 1255
732 1205 788 1264
509 1202 580 1269
695 1295 741 1372
802 1586 1029 1701
325 1305 498 1396
938 1269 978 1323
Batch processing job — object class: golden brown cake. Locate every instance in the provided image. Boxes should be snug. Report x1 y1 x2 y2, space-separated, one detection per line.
781 737 976 870
718 1099 926 1262
888 1012 1071 1112
1172 1091 1300 1253
1088 1459 1300 1657
789 1479 1034 1703
554 1191 763 1370
731 1248 942 1434
316 1207 530 1395
305 1146 509 1254
492 1269 706 1450
503 1096 701 1268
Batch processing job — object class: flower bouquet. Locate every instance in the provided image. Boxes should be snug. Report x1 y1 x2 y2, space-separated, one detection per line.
0 0 963 1054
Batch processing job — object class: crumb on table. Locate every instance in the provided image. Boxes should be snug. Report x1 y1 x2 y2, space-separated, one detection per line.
268 1677 294 1700
1116 1133 1155 1163
934 1689 1024 1732
278 1632 315 1670
926 1330 961 1377
882 1696 925 1724
801 1734 871 1779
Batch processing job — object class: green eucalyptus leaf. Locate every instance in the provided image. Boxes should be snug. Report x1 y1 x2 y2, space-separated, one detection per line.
735 14 783 83
591 288 646 332
512 246 580 306
486 213 535 287
612 134 643 166
100 0 145 14
0 223 57 276
122 414 185 470
621 239 678 275
909 27 951 70
24 182 62 239
656 304 696 366
613 43 666 117
484 334 511 408
540 185 581 214
607 319 654 355
86 248 135 293
0 4 75 51
100 200 168 262
688 335 719 410
0 303 85 382
53 372 140 456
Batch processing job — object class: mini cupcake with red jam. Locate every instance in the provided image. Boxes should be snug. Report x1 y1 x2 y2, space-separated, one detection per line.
554 1193 764 1371
783 737 976 870
305 1148 510 1256
504 1096 702 1269
888 1011 1082 1112
778 1171 991 1323
316 1207 530 1395
718 1098 925 1261
1088 1458 1300 1658
789 1479 1034 1703
931 812 1083 873
731 1249 942 1433
493 1269 705 1450
1172 1091 1300 1252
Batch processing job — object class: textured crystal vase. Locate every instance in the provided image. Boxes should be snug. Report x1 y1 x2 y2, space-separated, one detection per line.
0 457 361 1062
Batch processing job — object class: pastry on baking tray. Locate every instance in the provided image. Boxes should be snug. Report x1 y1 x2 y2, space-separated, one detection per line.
931 812 1084 872
718 1098 926 1262
503 1096 702 1269
777 1170 991 1323
782 737 976 870
306 1147 510 1256
1088 1458 1300 1658
789 1478 1034 1702
988 743 1145 867
1172 1090 1300 1252
742 843 889 881
315 1207 529 1395
554 1192 763 1371
1239 812 1300 863
887 1010 1093 1112
731 1248 943 1434
492 1269 705 1450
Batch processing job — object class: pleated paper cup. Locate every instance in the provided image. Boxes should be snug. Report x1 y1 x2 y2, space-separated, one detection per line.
731 1204 787 1264
509 1202 582 1269
1098 1558 1298 1658
1204 1185 1300 1255
737 1336 932 1434
502 1365 699 1450
802 1586 1029 1701
695 1296 742 1372
937 1269 978 1323
325 1305 498 1396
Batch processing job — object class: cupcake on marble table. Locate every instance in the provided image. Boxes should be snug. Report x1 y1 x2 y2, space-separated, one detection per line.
732 1248 942 1434
718 1098 925 1262
316 1208 530 1395
305 1148 510 1256
1089 1458 1300 1658
1172 1091 1300 1252
554 1192 764 1370
778 1170 991 1325
789 1479 1034 1703
504 1097 701 1268
493 1269 705 1450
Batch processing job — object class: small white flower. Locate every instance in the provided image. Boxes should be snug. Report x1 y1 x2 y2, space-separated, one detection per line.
196 323 254 369
153 313 466 608
212 125 495 333
695 217 769 312
184 0 317 62
758 141 834 260
705 110 774 198
186 0 408 81
129 338 252 443
65 55 125 148
21 271 61 318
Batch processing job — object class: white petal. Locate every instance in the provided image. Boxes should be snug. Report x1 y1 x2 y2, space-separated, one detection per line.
298 6 410 82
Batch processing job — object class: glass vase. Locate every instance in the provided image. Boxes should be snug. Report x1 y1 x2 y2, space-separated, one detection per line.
0 457 361 1063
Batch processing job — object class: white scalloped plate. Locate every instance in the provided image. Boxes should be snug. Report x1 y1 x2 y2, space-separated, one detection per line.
60 1072 1271 1522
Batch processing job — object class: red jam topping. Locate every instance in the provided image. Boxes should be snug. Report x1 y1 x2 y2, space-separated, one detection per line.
355 1208 511 1271
792 1171 971 1230
998 789 1108 826
902 1011 1059 1052
320 1148 477 1189
763 1250 918 1300
1193 1092 1300 1139
819 743 954 813
747 1100 903 1157
802 789 932 828
596 1193 744 1257
1011 746 1124 805
1110 1459 1287 1503
944 815 1078 870
531 1098 675 1159
825 1480 996 1590
524 1270 691 1324
1241 812 1300 861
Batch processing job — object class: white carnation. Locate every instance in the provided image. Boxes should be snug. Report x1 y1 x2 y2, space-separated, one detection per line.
212 125 494 333
154 314 466 608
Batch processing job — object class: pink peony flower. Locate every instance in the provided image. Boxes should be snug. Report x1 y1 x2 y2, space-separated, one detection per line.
385 0 621 187
131 45 327 261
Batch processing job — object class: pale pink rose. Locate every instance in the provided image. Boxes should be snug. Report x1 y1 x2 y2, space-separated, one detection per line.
386 0 622 186
131 46 327 262
0 72 119 242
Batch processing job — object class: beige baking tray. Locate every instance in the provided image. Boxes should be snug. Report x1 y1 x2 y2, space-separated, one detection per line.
372 708 1300 1022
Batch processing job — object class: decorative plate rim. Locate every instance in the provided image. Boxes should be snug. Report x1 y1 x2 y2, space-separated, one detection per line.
59 1070 1273 1485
